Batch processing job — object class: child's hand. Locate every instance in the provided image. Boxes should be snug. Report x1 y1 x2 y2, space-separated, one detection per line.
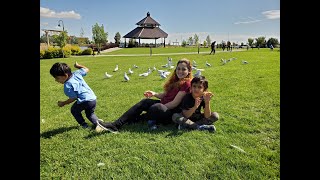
144 90 155 98
194 97 202 108
58 101 65 107
203 92 213 102
74 61 79 68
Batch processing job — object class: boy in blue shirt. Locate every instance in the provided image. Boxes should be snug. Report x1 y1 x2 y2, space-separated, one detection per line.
50 62 103 131
172 76 219 132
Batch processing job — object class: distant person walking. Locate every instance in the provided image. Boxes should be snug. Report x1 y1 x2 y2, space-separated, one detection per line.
209 41 216 55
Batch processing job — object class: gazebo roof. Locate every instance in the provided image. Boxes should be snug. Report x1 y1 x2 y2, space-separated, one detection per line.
123 12 168 39
136 12 160 26
123 27 168 39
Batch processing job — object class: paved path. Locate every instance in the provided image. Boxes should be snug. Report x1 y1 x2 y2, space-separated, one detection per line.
73 48 245 57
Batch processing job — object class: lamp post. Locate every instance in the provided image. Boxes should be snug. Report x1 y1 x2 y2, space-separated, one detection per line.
58 20 64 31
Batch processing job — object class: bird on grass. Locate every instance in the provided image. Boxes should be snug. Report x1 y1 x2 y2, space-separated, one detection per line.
104 72 113 78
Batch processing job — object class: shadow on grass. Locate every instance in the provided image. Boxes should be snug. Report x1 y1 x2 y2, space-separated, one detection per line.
84 121 185 139
40 126 79 139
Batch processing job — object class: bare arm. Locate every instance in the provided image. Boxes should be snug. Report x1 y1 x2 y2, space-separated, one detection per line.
74 61 89 73
164 91 187 109
203 92 213 118
182 97 201 118
58 98 77 107
144 90 165 99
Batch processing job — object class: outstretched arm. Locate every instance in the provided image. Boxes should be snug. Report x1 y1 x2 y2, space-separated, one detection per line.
74 61 89 73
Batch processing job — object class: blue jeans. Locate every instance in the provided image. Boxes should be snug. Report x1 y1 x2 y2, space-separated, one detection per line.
71 100 99 126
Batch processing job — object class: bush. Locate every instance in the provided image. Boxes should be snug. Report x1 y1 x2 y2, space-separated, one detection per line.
40 50 45 59
43 46 60 59
82 48 93 55
70 45 82 55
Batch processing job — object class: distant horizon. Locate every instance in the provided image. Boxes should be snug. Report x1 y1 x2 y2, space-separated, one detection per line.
40 0 280 45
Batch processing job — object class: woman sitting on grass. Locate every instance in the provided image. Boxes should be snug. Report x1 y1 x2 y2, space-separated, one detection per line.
97 58 193 133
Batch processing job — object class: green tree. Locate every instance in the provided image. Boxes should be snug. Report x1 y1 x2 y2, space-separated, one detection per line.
54 31 68 58
114 32 121 44
203 40 207 47
92 23 108 53
267 37 279 48
193 34 199 46
182 40 187 47
206 35 211 47
188 37 193 46
248 38 254 46
255 36 266 48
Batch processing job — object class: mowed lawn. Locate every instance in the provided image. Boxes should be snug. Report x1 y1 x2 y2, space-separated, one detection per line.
40 48 280 179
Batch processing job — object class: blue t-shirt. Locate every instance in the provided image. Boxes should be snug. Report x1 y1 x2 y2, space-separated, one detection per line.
64 68 96 104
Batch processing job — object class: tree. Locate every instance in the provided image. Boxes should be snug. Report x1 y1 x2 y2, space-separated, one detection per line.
206 35 211 47
248 38 254 46
181 40 187 47
255 36 266 48
114 32 121 44
188 37 193 46
70 36 78 44
92 23 108 53
54 31 68 58
267 37 279 48
203 40 207 47
193 34 199 46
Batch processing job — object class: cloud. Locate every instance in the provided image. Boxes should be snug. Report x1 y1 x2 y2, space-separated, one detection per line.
234 18 262 25
262 10 280 19
40 7 81 19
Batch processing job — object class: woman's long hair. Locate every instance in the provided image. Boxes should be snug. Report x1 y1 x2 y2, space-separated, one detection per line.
163 58 193 92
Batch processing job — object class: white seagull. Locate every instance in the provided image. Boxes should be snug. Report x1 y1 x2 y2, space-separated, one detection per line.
113 65 119 72
194 69 201 78
241 60 248 64
104 72 113 78
128 68 134 74
124 72 130 81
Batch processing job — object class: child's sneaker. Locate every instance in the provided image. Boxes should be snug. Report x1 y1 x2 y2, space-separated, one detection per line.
96 120 119 134
197 124 216 133
147 120 158 130
81 123 89 129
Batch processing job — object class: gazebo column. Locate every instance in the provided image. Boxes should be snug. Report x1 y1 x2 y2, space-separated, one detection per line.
124 38 126 48
139 38 141 47
155 38 156 47
164 38 165 47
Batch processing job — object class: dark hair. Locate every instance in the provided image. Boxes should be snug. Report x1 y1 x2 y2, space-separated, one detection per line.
191 76 208 91
49 62 72 77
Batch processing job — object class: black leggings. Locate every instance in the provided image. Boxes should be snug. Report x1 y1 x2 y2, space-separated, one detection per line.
112 98 180 128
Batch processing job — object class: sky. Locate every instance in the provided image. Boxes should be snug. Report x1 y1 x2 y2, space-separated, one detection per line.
40 0 280 45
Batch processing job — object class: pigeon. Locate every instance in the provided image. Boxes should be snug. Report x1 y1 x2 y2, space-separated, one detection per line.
206 61 212 67
153 65 157 71
113 65 119 72
104 72 113 78
128 68 133 74
194 69 201 78
221 59 227 65
133 64 139 68
124 72 130 81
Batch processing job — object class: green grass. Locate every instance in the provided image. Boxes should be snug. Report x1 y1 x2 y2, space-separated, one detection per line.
40 48 280 179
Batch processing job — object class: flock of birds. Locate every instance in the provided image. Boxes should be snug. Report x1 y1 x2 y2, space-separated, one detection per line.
104 57 249 82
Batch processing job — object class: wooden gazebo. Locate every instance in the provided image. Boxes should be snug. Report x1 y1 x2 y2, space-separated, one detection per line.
123 12 168 47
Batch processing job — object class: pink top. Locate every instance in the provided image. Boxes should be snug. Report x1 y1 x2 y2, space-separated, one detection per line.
160 81 191 104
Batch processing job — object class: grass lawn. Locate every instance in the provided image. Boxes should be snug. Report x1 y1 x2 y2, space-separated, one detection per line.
40 48 280 179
